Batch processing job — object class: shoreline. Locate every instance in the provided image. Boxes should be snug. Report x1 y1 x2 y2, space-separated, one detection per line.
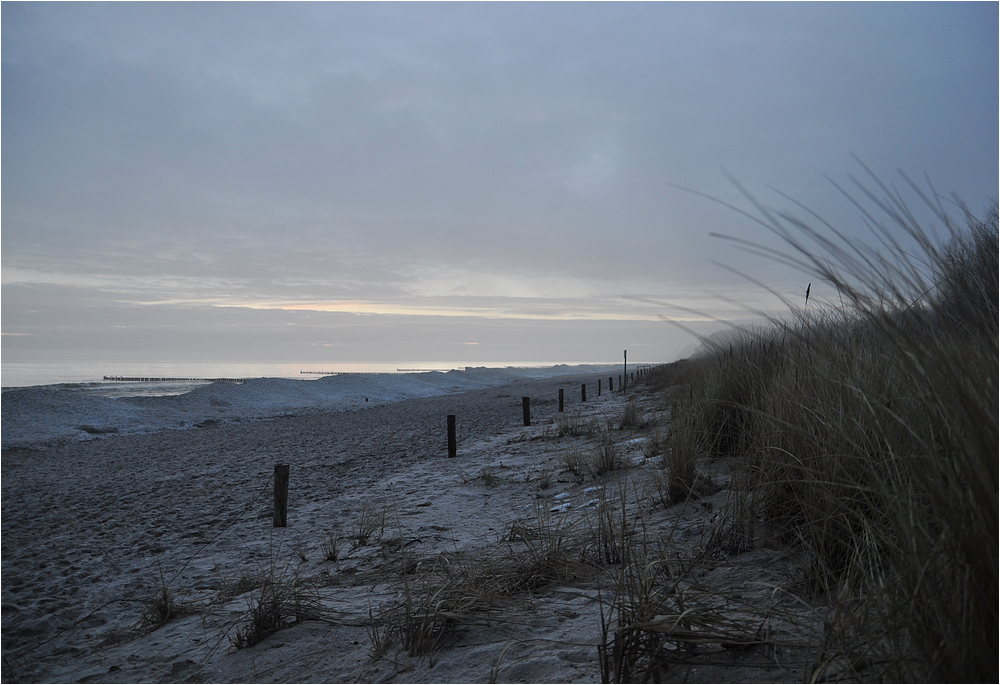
0 362 627 392
1 364 625 450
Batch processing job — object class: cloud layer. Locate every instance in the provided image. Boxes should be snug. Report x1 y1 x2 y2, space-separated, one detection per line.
3 3 997 363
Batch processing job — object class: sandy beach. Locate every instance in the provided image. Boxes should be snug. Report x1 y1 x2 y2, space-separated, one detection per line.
3 373 810 683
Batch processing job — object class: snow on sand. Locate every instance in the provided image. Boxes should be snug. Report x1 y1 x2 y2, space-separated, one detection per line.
1 366 601 448
2 370 810 683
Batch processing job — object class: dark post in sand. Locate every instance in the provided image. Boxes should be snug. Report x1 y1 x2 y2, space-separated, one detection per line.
623 349 627 393
522 397 531 426
273 463 290 527
559 388 564 412
581 383 587 402
598 378 601 396
447 415 457 458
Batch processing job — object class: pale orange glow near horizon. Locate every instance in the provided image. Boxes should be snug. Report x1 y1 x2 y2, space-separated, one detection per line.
227 298 714 322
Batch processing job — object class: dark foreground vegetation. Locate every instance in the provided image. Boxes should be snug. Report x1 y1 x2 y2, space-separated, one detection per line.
646 182 997 681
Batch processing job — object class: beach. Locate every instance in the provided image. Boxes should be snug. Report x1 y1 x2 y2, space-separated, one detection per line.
2 371 807 683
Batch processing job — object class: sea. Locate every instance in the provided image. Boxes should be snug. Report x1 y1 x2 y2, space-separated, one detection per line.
0 360 621 448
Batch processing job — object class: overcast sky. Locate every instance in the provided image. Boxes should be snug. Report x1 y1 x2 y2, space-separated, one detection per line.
2 2 997 365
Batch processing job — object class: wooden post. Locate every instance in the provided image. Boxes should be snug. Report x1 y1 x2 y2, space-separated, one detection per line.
609 376 613 392
598 379 601 396
273 463 289 528
447 415 457 458
581 383 587 402
558 388 564 412
624 350 627 393
522 397 531 426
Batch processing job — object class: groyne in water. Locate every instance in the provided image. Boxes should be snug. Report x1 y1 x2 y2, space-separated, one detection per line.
102 376 245 384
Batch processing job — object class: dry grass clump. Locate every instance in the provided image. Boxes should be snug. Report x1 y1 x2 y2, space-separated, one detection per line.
500 503 591 593
589 434 625 478
705 471 758 556
372 504 593 662
231 577 292 649
459 464 505 487
554 412 599 437
659 420 701 504
321 532 341 562
562 450 589 480
352 501 386 548
594 491 806 682
582 487 633 566
562 432 627 482
617 399 643 430
140 577 179 632
101 570 201 647
657 179 997 681
640 429 667 461
131 568 199 637
230 567 327 649
379 576 465 660
478 465 498 487
599 570 803 683
534 465 554 490
216 571 265 601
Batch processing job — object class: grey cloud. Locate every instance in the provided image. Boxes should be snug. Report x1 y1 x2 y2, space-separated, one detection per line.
2 3 996 363
1 282 710 364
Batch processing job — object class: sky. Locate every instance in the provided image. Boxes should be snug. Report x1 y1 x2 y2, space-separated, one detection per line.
2 2 997 366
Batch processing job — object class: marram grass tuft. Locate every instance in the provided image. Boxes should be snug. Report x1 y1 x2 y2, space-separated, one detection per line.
653 178 996 682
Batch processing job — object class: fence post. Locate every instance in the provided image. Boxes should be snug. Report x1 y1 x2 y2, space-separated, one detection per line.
522 397 531 426
609 376 613 392
447 415 457 458
273 463 289 527
598 378 601 396
558 389 564 412
581 383 587 402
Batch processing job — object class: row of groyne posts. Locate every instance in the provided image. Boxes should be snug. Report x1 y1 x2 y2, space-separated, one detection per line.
272 358 660 527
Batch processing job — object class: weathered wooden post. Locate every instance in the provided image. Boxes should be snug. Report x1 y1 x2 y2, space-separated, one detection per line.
447 415 457 458
273 463 289 527
581 383 587 402
522 397 531 426
623 350 628 393
558 389 564 412
598 379 601 396
609 376 614 392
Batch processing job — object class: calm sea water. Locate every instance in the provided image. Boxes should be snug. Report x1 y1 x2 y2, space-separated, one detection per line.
0 360 601 391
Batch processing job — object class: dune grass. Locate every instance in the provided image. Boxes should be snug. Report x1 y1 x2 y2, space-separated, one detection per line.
645 183 997 681
368 501 597 664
